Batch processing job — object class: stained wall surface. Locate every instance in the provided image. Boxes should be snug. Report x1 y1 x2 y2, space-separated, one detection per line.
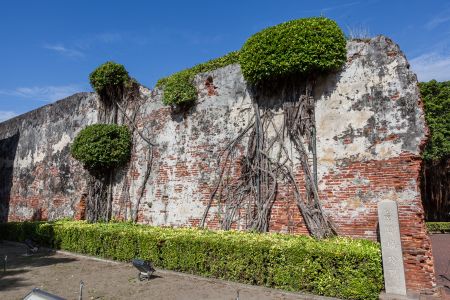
0 36 434 292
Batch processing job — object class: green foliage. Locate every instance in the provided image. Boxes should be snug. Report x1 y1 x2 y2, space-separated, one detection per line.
426 222 450 233
157 51 240 106
89 61 130 93
418 80 450 161
0 220 383 299
71 124 132 170
239 17 347 84
157 17 347 104
160 71 198 106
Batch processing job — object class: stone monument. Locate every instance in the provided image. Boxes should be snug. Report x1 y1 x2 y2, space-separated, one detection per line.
378 200 407 296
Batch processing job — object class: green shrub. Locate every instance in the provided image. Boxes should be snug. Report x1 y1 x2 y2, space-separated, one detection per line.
160 71 197 106
426 222 450 233
0 220 383 299
157 17 347 104
239 17 347 84
418 80 450 161
71 124 132 170
89 61 130 93
157 51 240 106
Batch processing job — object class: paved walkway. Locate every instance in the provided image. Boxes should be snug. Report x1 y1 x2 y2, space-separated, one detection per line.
0 241 337 300
431 234 450 299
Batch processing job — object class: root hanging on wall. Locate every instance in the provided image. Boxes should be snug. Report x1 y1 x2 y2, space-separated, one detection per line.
200 81 336 238
116 87 156 222
84 78 156 222
85 172 110 222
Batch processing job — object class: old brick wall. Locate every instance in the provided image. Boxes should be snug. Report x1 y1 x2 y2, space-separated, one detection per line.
0 93 97 221
0 36 434 292
313 37 434 292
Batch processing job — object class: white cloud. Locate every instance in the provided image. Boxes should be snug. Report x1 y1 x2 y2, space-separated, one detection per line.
410 52 450 82
0 111 17 122
44 44 85 58
425 12 450 30
45 32 147 56
0 84 83 102
300 1 362 14
321 1 361 12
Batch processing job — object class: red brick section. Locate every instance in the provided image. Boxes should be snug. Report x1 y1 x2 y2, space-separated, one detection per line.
5 142 435 293
128 108 434 292
192 153 435 292
318 153 435 292
74 194 87 220
4 111 434 293
269 178 310 235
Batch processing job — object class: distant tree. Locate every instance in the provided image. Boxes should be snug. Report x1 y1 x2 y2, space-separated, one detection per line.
419 80 450 161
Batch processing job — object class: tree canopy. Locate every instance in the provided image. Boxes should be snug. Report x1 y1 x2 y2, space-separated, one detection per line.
419 80 450 161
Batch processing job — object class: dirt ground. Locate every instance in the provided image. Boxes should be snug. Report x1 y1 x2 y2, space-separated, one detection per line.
0 241 334 300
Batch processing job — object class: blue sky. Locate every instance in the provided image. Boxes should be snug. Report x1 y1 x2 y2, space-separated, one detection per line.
1 0 449 121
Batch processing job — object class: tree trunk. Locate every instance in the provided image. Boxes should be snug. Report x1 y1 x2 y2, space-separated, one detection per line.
421 156 450 221
200 84 336 238
86 173 109 222
84 87 122 222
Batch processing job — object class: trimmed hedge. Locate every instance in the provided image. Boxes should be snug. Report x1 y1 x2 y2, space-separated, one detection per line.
239 17 347 84
159 71 197 106
157 17 347 104
156 51 240 106
89 61 130 93
427 222 450 233
71 124 132 170
0 220 382 299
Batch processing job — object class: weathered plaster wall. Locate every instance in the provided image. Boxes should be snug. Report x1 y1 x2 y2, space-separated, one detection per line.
0 93 96 221
0 36 434 292
312 38 434 292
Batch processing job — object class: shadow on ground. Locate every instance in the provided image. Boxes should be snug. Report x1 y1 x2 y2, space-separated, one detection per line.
0 241 76 292
0 240 329 300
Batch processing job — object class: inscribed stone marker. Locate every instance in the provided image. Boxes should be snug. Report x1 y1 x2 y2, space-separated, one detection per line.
378 200 407 296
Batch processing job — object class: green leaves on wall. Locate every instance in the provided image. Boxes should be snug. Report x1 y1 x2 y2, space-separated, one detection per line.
157 17 347 107
239 17 347 84
89 61 130 94
71 124 132 170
